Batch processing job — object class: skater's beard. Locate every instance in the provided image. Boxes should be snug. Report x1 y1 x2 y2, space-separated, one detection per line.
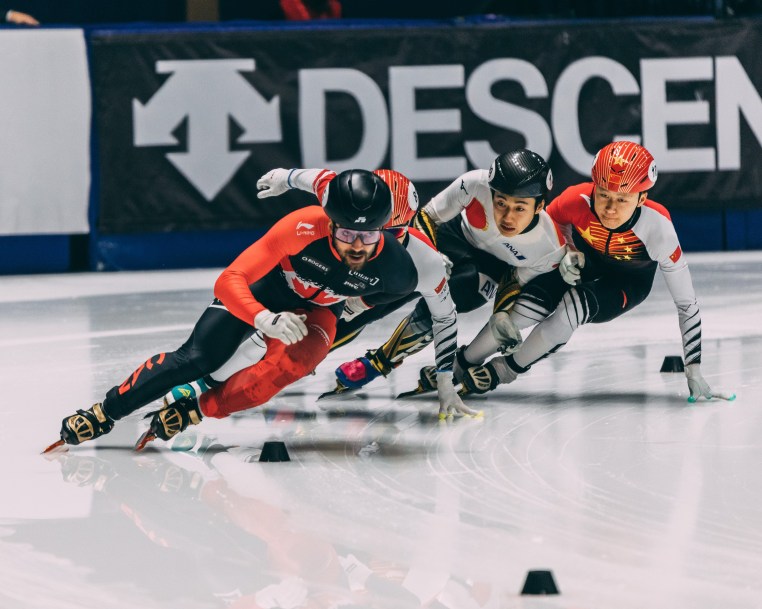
339 249 372 270
333 233 376 271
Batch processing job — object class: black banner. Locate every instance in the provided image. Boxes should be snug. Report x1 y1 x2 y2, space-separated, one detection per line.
91 18 762 234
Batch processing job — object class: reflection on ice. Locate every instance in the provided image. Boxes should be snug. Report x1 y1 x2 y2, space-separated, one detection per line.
1 252 761 609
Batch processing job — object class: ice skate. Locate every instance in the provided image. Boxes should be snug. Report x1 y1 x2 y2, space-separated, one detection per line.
135 396 203 451
396 365 438 398
43 403 115 454
459 357 523 395
317 377 359 400
318 354 383 400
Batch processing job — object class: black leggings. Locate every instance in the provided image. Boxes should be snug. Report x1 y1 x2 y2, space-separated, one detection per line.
518 262 657 326
103 303 252 420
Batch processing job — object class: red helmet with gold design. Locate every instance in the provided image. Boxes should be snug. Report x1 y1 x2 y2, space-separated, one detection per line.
591 141 657 193
373 169 419 228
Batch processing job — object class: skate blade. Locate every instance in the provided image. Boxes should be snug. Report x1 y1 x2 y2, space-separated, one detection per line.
396 383 434 399
41 439 66 455
318 386 359 401
317 379 359 401
134 430 157 452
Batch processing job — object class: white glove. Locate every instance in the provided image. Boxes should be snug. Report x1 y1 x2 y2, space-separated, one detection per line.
254 309 308 345
340 296 372 321
559 250 585 285
256 168 292 199
489 311 522 354
436 371 482 418
685 363 736 402
440 253 454 279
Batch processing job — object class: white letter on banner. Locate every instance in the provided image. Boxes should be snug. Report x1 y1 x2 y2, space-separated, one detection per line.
715 56 762 170
641 57 715 171
389 65 466 180
464 58 552 169
552 57 640 176
299 68 388 170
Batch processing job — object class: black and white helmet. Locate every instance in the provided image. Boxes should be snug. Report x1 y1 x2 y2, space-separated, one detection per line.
323 169 392 229
488 149 553 201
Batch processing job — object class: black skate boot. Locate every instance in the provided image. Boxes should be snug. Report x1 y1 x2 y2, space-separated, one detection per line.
459 355 529 395
135 396 203 451
396 365 438 398
44 403 116 453
319 349 395 400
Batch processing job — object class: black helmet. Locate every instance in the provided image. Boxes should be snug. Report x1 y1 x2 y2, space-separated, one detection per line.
488 149 553 201
323 169 392 230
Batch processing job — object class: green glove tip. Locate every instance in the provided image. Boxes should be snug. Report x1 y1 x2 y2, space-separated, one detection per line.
727 393 737 401
687 396 697 403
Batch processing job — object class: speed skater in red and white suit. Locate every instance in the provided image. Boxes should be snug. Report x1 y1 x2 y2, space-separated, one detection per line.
459 140 734 403
165 167 478 418
49 169 420 451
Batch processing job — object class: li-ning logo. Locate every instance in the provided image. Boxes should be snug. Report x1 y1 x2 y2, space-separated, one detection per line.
354 216 366 223
133 59 282 201
296 221 315 235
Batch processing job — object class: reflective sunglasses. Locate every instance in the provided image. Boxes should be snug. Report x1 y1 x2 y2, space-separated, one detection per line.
333 226 383 245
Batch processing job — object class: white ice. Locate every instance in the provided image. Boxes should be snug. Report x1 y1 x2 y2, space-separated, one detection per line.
0 251 760 609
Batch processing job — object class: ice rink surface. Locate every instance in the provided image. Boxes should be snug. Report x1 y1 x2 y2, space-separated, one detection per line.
1 251 761 609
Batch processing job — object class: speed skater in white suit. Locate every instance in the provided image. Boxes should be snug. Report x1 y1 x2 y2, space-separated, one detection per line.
166 167 479 418
331 149 568 398
456 140 734 403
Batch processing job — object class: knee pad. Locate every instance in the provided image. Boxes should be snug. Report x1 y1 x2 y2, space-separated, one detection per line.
512 285 557 328
493 269 521 314
560 285 599 331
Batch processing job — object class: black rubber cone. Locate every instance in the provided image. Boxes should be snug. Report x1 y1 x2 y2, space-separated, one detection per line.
259 441 291 462
520 570 560 595
660 355 685 373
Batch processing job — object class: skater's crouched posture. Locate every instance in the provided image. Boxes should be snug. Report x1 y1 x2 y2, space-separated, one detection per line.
336 148 566 396
458 141 731 402
170 167 477 417
50 169 419 451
